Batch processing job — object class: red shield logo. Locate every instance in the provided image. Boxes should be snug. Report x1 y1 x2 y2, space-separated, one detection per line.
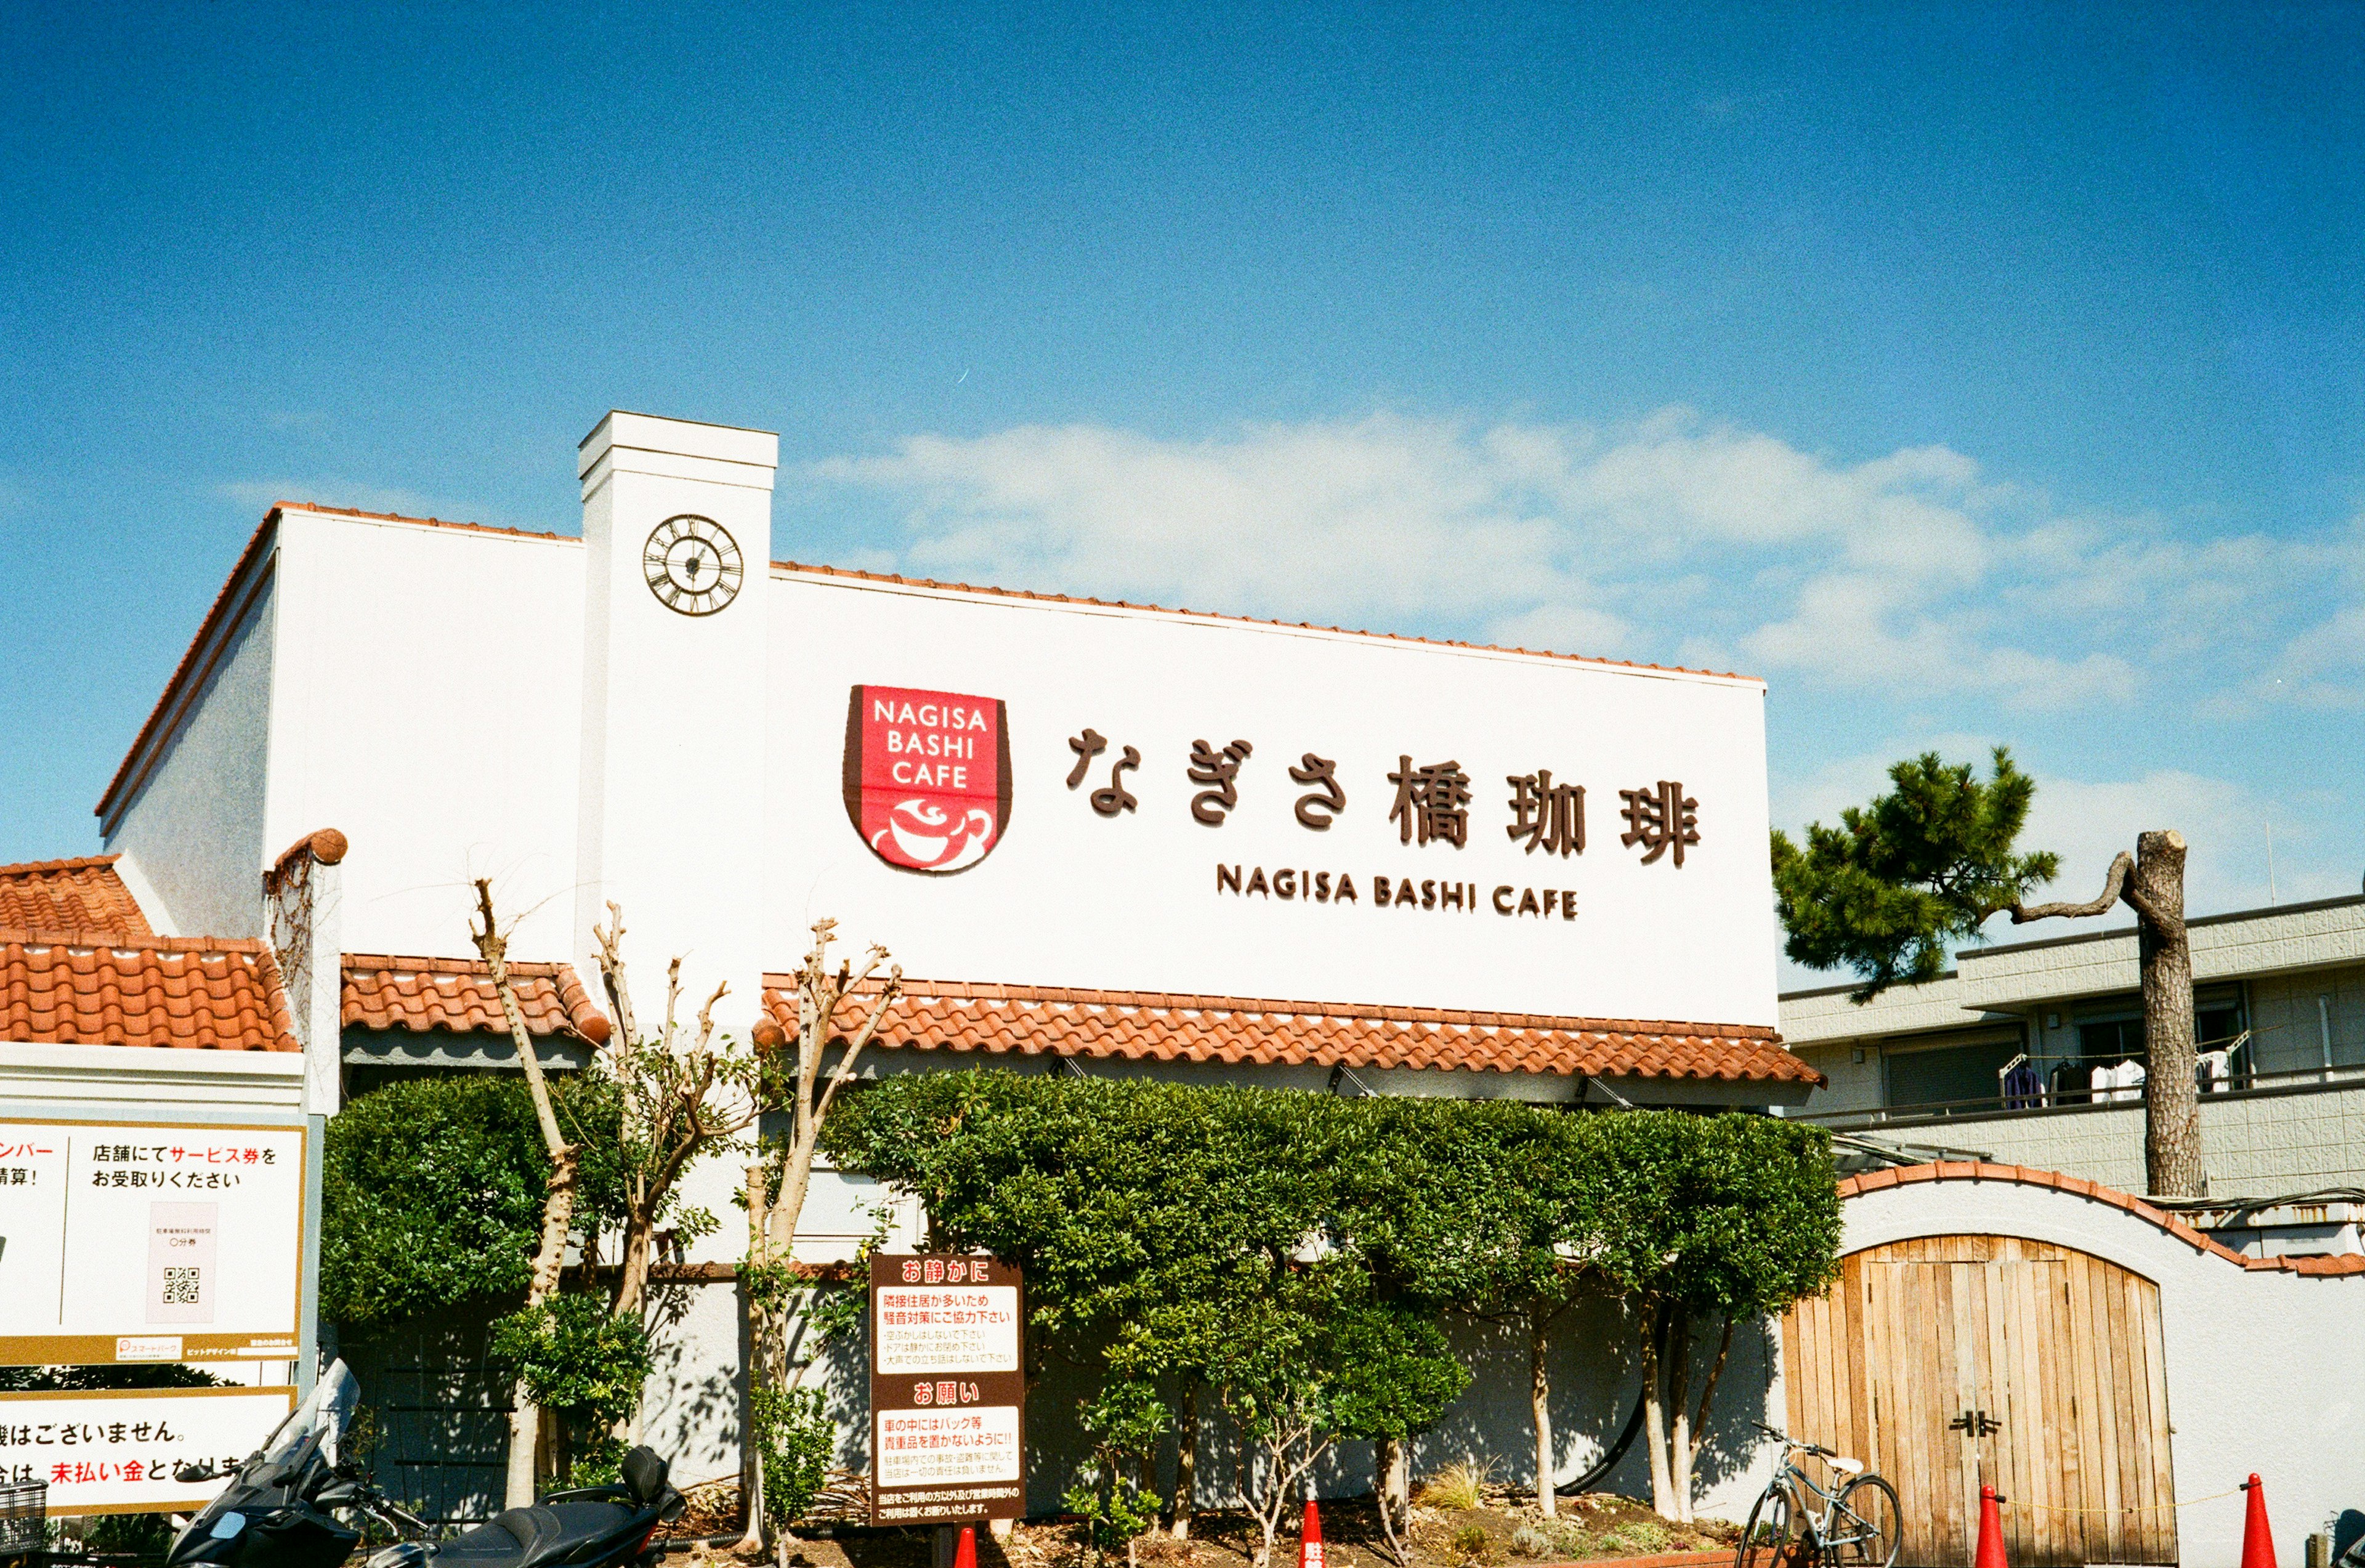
843 686 1013 875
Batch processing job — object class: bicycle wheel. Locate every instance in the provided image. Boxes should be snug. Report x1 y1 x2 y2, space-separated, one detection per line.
1734 1481 1806 1568
1823 1474 1901 1568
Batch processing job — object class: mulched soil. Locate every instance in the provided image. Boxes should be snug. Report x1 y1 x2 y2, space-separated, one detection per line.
665 1483 1738 1568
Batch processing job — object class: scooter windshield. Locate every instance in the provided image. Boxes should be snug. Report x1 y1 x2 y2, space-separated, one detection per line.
258 1360 360 1472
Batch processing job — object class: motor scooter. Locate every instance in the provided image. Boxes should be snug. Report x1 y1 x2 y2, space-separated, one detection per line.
164 1362 684 1568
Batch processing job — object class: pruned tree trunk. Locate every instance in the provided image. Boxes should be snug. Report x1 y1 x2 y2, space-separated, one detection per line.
2131 832 2201 1196
1372 1431 1408 1564
2013 831 2202 1197
1530 1308 1555 1517
474 881 578 1510
1639 1303 1675 1519
1664 1313 1693 1524
1173 1384 1198 1541
745 1162 772 1547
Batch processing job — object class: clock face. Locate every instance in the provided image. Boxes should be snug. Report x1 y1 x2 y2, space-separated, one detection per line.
642 515 744 616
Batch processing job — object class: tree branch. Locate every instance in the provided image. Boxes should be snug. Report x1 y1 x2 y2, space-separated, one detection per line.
2011 851 2132 923
591 901 636 1049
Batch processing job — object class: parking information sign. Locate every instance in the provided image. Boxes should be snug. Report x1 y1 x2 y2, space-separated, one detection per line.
0 1117 307 1365
868 1253 1024 1525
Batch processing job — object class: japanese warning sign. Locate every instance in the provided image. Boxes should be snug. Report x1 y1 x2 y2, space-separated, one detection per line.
0 1384 295 1515
843 686 1013 876
0 1117 306 1365
869 1253 1025 1524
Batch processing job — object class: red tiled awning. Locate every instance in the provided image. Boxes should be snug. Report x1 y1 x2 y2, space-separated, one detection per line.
0 855 153 937
341 954 613 1044
0 931 298 1052
758 977 1817 1084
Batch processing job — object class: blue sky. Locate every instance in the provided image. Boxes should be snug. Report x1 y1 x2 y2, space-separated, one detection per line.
3 2 2360 956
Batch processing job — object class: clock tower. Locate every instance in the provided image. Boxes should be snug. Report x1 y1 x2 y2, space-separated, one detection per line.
573 411 778 1060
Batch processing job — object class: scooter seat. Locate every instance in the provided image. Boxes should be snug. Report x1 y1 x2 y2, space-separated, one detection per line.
440 1501 639 1568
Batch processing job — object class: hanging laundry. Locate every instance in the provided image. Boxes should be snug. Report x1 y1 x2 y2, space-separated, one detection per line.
2002 1060 2044 1109
2053 1059 2089 1105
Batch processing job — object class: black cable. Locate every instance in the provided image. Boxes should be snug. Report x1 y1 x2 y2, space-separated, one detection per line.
1557 1383 1647 1495
1556 1311 1667 1496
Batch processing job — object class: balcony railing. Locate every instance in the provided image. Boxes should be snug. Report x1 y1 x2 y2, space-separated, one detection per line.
1792 1061 2365 1132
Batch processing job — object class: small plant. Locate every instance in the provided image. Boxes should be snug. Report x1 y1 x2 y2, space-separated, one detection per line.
1508 1524 1558 1559
1450 1523 1494 1562
1418 1458 1496 1513
1599 1519 1673 1556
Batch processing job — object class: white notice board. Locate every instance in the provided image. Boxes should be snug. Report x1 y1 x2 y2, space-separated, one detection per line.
0 1118 307 1365
0 1385 297 1515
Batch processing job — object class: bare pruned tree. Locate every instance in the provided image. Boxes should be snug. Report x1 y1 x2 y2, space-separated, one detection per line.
743 918 902 1554
2011 830 2201 1195
471 880 580 1509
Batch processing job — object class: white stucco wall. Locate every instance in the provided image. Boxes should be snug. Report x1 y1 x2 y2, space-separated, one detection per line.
1832 1176 2365 1567
103 569 277 940
261 509 586 964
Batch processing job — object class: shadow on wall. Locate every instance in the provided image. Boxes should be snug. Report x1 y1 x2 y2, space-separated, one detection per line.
642 1283 743 1481
335 1299 517 1522
1008 1290 1784 1518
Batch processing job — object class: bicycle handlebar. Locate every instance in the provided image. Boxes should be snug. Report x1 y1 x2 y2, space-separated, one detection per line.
1752 1421 1835 1458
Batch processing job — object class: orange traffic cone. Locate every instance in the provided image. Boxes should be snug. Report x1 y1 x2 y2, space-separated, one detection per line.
1973 1484 2009 1568
1297 1500 1324 1568
953 1526 978 1568
2241 1475 2276 1568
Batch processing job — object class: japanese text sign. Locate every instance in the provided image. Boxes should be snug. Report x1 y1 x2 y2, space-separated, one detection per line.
780 572 1779 1029
869 1253 1024 1525
0 1386 296 1515
0 1118 306 1365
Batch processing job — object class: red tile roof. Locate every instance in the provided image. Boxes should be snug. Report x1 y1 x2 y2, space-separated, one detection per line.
0 856 153 937
341 953 613 1045
1837 1161 2365 1277
0 931 298 1051
756 978 1815 1083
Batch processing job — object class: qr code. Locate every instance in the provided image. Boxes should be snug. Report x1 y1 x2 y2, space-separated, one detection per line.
161 1267 203 1305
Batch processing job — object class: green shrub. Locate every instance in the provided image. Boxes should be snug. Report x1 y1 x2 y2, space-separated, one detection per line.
748 1385 834 1530
488 1291 650 1433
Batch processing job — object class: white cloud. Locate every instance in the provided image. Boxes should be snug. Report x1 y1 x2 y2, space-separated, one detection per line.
808 410 2361 716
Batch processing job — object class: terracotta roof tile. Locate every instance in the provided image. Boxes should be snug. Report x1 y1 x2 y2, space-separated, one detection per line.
0 931 296 1051
0 856 153 937
756 977 1816 1084
341 953 612 1045
1835 1161 2365 1278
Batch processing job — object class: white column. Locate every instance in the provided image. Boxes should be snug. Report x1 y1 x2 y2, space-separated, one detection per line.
573 411 779 1051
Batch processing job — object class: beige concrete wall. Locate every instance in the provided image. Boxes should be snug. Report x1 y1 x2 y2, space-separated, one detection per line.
2247 963 2365 1076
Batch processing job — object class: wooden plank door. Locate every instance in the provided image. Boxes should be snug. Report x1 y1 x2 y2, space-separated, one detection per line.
1781 1235 2177 1568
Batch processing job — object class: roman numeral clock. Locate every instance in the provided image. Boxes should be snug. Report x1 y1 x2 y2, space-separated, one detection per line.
642 514 744 616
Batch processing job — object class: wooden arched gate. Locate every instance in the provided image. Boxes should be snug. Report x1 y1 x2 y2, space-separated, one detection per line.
1778 1235 2177 1567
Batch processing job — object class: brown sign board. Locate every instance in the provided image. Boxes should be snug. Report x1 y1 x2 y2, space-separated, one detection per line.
868 1253 1025 1526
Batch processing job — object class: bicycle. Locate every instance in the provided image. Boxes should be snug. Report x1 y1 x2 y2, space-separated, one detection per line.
1732 1422 1901 1568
